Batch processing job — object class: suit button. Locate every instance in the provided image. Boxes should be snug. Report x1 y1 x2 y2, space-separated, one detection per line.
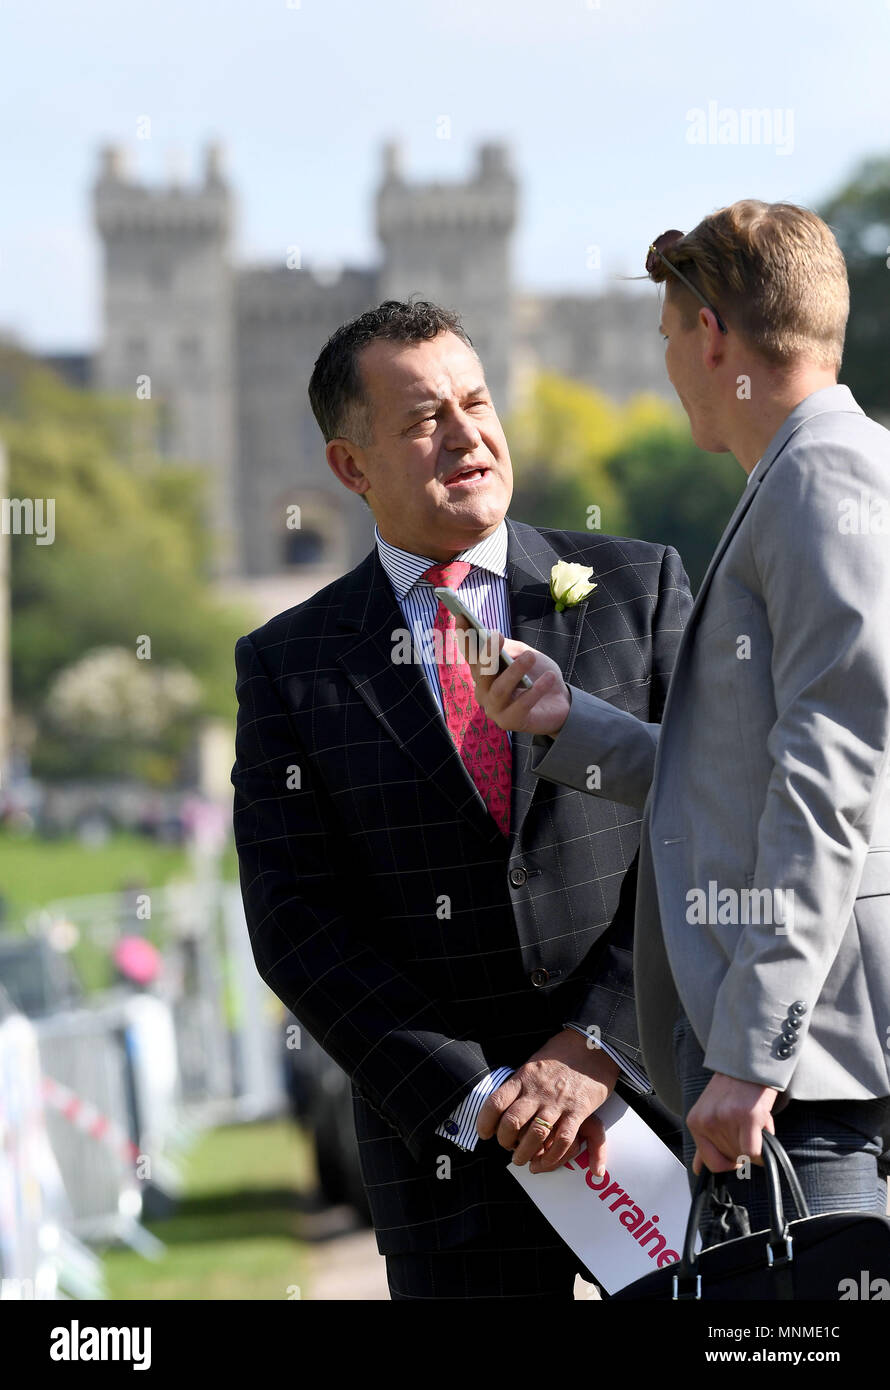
780 1030 797 1045
509 867 528 887
790 1000 807 1016
530 969 550 988
777 1044 793 1058
786 1016 802 1030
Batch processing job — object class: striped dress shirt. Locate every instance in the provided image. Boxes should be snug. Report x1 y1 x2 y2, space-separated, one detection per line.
374 521 649 1151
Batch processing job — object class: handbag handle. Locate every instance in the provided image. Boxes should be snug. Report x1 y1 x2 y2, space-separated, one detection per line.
673 1129 811 1297
762 1129 810 1224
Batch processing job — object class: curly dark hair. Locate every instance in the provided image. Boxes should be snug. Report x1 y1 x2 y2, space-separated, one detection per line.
308 298 475 447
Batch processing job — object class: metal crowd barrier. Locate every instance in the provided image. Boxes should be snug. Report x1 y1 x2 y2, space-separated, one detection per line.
33 1001 155 1252
0 992 106 1298
0 874 288 1294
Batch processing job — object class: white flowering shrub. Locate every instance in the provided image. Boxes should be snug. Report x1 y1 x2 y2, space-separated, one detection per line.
46 647 201 741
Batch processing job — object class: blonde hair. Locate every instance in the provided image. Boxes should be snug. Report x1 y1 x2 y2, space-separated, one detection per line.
650 201 849 371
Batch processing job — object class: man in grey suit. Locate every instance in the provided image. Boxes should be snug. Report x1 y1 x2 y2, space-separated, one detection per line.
466 200 890 1233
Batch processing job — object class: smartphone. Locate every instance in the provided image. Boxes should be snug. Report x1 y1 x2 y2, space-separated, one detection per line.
433 587 534 689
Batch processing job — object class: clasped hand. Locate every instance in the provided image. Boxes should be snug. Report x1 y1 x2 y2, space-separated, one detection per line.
476 1028 620 1174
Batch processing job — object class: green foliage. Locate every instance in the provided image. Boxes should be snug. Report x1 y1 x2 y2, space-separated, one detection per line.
506 372 742 591
606 424 743 592
507 372 629 535
820 156 890 417
1 348 251 782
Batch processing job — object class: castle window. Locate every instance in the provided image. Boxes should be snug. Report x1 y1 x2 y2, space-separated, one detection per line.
282 526 326 566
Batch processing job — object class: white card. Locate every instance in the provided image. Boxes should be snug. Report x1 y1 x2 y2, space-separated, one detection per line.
507 1091 696 1293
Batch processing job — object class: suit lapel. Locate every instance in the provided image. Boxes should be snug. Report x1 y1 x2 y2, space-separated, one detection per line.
335 548 500 840
505 519 590 845
334 522 593 846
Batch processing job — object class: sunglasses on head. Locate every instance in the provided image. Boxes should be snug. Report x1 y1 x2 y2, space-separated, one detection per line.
646 229 728 335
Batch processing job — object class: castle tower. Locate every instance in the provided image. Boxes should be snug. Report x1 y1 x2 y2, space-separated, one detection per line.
375 141 518 411
93 143 238 575
234 262 375 582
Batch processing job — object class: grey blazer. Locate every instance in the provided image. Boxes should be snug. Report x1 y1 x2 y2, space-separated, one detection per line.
531 385 890 1117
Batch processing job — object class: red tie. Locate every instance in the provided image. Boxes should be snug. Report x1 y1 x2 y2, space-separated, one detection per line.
421 561 512 836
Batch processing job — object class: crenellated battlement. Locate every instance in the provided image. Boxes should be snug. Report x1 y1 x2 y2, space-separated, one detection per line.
94 143 231 237
376 141 517 238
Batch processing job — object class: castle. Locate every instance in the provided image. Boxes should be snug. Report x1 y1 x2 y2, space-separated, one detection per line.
92 142 669 599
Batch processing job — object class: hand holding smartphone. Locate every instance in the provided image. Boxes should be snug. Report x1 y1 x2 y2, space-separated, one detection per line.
433 587 534 689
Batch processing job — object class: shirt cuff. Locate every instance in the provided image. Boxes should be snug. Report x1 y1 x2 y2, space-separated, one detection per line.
562 1021 651 1096
597 1040 652 1096
435 1066 515 1151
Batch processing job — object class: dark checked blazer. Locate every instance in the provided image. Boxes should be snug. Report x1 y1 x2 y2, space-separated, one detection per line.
231 517 693 1255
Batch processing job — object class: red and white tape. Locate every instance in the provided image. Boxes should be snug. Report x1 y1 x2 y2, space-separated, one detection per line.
41 1074 140 1164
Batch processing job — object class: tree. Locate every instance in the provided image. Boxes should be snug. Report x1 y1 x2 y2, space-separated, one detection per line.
606 424 742 592
1 347 250 782
506 370 742 590
506 372 628 535
820 155 890 418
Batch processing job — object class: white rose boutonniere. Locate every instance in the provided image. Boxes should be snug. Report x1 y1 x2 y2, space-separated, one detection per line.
549 561 597 613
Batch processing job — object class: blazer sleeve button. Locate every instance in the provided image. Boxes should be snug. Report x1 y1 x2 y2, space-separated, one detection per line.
509 867 528 887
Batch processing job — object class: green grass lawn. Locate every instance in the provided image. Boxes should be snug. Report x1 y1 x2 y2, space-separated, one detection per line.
103 1119 314 1300
0 830 192 916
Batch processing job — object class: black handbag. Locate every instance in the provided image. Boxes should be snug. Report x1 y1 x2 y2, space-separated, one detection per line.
613 1131 890 1300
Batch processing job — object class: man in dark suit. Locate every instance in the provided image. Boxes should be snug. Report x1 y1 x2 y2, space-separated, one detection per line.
231 298 692 1300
